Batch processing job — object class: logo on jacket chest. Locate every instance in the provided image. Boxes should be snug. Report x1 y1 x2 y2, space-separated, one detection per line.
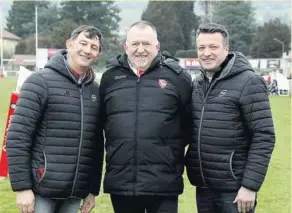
158 79 168 88
64 90 71 96
91 94 97 102
218 90 228 97
114 75 127 80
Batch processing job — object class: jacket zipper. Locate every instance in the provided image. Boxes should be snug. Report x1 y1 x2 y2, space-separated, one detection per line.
197 106 206 186
229 150 236 180
197 78 217 186
71 85 84 196
133 76 140 195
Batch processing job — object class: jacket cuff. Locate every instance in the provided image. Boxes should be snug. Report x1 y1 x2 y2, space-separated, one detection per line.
89 190 100 196
241 178 260 192
12 184 33 192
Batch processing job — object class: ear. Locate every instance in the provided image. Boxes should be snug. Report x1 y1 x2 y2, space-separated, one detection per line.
66 39 72 50
225 44 230 53
123 41 128 51
156 42 160 50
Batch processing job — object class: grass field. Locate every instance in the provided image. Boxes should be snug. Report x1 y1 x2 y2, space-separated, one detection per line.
0 77 291 213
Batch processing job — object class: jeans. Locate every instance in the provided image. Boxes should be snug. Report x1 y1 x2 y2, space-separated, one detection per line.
110 195 178 213
196 187 256 213
34 195 81 213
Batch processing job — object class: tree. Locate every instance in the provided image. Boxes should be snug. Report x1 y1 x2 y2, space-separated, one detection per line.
59 2 121 38
38 3 60 37
142 2 183 55
15 36 52 54
212 1 256 56
250 18 291 58
94 37 123 68
54 2 121 62
6 1 50 38
142 1 199 55
49 19 79 48
172 1 199 50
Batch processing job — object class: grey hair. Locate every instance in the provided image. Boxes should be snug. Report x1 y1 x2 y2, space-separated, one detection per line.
70 25 103 52
129 20 157 34
127 20 159 44
196 23 229 46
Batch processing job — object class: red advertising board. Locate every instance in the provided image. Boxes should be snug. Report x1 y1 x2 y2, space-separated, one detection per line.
0 92 19 177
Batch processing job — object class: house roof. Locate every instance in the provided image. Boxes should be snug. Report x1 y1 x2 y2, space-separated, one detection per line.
3 29 21 40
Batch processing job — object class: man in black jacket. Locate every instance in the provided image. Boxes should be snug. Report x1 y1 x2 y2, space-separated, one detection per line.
185 23 275 213
100 20 192 213
6 25 104 213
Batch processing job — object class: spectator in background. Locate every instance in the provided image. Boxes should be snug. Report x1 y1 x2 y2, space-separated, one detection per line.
262 72 271 85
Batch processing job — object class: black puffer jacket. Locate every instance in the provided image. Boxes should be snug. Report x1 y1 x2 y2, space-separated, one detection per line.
100 52 192 196
6 50 104 199
185 52 275 192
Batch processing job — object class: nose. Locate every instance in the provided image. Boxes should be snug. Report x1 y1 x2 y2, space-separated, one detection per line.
136 44 145 53
83 44 91 54
202 47 211 57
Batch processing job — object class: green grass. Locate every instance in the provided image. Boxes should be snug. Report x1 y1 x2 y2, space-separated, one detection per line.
0 77 290 213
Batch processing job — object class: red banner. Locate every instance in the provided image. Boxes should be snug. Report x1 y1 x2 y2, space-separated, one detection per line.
0 92 19 177
184 58 200 68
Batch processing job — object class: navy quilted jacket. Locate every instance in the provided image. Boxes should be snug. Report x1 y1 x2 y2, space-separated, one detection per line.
185 52 275 192
100 53 192 196
6 50 104 199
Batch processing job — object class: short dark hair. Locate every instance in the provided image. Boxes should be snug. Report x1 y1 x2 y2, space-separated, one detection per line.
70 25 103 52
129 20 157 34
196 23 229 45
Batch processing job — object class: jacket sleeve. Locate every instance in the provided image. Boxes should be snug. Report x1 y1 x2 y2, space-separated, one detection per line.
89 117 104 196
180 71 193 146
239 74 275 192
89 78 106 195
6 73 48 192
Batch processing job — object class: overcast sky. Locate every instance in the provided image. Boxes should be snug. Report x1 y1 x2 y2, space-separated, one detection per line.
1 1 291 34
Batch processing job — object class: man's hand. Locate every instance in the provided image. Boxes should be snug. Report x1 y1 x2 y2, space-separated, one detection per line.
16 190 35 213
80 193 95 213
233 186 256 213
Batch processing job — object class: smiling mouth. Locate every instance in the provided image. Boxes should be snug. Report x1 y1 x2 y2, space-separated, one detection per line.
80 55 90 60
135 55 147 59
203 59 214 62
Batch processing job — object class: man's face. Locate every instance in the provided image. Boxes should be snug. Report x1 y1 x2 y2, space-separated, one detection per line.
66 31 100 69
124 26 160 71
197 32 229 72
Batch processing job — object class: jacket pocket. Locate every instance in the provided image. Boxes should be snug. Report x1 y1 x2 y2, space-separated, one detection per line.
37 150 47 183
106 140 127 165
157 137 176 168
229 150 236 180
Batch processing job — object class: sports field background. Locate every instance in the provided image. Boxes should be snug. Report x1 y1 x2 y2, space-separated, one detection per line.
0 77 290 213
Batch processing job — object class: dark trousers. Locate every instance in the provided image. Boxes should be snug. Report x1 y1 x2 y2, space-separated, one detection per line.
196 187 256 213
110 195 178 213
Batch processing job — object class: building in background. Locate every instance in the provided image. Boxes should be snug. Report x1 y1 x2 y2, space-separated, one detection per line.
1 29 21 56
248 51 291 78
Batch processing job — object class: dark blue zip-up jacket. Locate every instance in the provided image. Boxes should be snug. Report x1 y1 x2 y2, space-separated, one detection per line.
6 50 104 199
185 52 275 192
100 52 192 196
